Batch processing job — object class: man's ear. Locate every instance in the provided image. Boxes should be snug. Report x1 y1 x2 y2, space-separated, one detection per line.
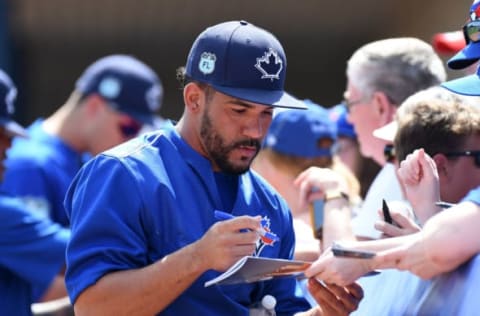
183 82 204 113
82 94 106 117
372 91 396 126
432 153 450 180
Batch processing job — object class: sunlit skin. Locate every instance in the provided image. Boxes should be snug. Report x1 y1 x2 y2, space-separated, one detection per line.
42 94 143 156
437 133 480 203
178 83 274 174
345 82 396 165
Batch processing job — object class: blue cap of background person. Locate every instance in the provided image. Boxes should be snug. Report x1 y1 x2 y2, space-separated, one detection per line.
185 20 306 110
442 63 480 95
329 103 356 139
447 1 480 69
263 100 337 158
75 54 163 124
0 70 27 138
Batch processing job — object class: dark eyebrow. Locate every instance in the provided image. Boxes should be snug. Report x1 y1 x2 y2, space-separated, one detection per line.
229 98 275 111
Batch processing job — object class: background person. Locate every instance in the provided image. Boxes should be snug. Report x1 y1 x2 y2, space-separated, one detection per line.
0 69 71 316
295 37 446 242
328 103 379 198
1 54 163 227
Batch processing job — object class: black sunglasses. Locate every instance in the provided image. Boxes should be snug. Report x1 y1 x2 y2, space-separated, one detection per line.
118 117 142 138
384 144 396 163
444 150 480 167
463 20 480 44
342 98 366 113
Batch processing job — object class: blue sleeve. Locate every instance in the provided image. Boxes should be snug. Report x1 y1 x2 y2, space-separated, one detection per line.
461 186 480 205
1 162 53 216
0 196 69 295
2 158 51 197
65 155 147 303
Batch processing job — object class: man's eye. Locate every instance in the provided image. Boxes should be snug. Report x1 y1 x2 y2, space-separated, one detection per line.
232 108 246 113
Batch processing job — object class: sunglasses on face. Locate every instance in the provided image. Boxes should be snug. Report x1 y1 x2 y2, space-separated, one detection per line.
342 98 367 113
384 144 396 163
444 150 480 167
118 116 142 138
463 20 480 44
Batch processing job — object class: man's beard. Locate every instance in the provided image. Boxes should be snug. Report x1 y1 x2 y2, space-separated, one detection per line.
200 111 260 175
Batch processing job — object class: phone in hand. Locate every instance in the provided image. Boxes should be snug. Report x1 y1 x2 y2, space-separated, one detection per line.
382 199 393 225
310 199 324 239
331 243 376 259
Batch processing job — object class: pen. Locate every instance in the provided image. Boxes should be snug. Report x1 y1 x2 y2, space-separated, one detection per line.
435 201 456 209
214 210 280 243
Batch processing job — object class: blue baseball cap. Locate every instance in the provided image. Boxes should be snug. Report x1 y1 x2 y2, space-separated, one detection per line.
185 20 306 110
447 1 480 69
263 100 337 158
0 70 27 138
329 104 356 139
442 63 480 95
75 54 163 124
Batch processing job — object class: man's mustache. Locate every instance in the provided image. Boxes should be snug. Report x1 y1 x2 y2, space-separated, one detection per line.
232 139 261 150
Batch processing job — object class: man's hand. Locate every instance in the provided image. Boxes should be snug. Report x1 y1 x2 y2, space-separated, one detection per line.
397 149 440 224
307 279 363 316
294 167 349 211
304 247 373 286
375 206 421 238
194 215 262 271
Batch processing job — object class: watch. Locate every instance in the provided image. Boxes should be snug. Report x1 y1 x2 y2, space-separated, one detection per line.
324 190 350 203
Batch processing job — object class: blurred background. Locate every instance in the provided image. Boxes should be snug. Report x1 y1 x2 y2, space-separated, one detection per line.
0 0 472 124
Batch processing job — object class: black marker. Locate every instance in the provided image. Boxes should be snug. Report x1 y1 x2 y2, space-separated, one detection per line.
435 201 456 209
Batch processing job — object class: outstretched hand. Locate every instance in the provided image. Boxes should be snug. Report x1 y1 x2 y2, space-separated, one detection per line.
307 279 363 316
304 247 373 286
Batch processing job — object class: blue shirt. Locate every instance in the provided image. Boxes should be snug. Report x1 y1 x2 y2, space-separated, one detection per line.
1 119 83 226
461 185 480 205
0 194 70 316
65 128 310 315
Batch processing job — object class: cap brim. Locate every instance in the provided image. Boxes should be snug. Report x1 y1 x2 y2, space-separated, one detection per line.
447 43 480 70
212 85 307 109
0 119 28 138
441 74 480 96
373 121 397 142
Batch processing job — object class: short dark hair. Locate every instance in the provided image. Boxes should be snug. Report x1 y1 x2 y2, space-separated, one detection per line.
394 87 480 162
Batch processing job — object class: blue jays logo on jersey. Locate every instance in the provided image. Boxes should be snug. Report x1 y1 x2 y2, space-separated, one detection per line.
253 215 279 256
254 48 283 81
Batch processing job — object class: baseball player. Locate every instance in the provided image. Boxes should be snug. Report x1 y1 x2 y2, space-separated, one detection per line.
1 54 163 227
0 69 71 316
64 21 361 315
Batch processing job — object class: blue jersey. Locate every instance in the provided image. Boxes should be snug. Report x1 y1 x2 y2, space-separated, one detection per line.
0 194 70 316
65 128 310 315
1 119 83 226
461 185 480 205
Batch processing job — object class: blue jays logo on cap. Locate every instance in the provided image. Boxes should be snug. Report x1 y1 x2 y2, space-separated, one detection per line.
255 48 283 81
